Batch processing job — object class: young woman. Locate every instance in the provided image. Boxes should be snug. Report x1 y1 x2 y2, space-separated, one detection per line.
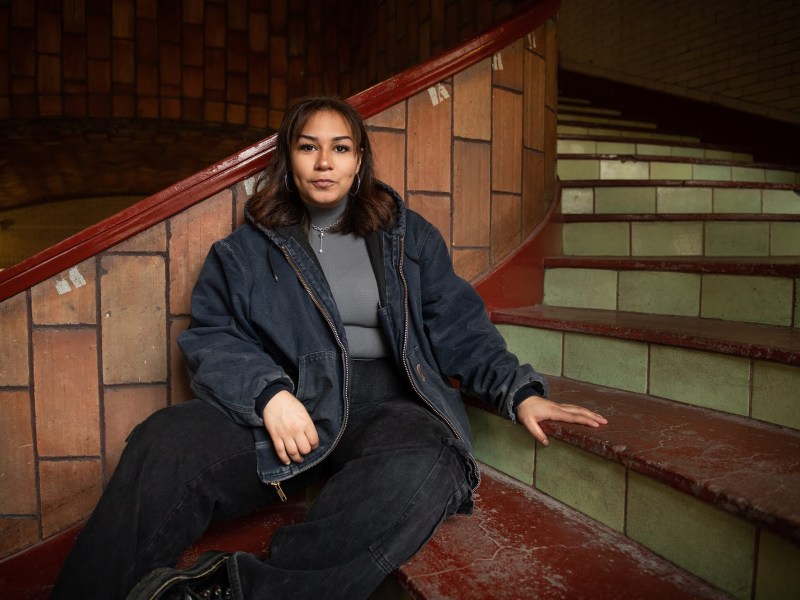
52 96 606 600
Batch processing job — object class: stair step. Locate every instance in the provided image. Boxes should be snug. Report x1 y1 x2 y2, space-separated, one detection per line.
561 183 800 215
542 265 797 327
557 112 659 129
400 466 728 600
493 305 800 429
558 123 701 143
557 156 799 184
556 103 622 117
558 137 754 162
543 255 800 276
494 304 800 366
0 468 728 600
474 376 800 544
561 216 800 257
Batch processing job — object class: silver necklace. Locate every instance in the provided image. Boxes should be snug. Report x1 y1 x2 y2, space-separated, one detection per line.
310 215 344 253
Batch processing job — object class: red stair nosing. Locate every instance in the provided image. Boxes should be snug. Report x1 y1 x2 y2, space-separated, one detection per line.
492 305 800 366
0 502 308 600
400 466 729 599
559 178 798 190
542 255 800 277
561 212 800 223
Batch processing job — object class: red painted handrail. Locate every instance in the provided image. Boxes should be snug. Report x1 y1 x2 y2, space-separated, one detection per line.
0 0 559 302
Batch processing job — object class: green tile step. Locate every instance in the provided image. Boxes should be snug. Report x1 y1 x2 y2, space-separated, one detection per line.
558 135 754 162
558 140 755 163
467 376 800 598
557 111 659 129
557 123 701 143
492 305 800 429
556 103 622 117
542 257 799 326
557 155 799 183
494 304 800 368
561 213 800 257
561 182 800 215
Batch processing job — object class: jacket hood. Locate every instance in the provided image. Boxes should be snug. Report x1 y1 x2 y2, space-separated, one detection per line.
243 180 406 245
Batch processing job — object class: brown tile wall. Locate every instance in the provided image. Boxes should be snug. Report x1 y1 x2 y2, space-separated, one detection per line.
0 17 557 560
0 0 527 127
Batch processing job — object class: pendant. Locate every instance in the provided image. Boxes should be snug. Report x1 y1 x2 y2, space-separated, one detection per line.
319 231 324 253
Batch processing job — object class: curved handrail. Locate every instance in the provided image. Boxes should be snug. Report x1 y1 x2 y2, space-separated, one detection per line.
0 0 559 303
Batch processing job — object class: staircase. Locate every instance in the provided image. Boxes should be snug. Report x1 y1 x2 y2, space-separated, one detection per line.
467 96 800 599
2 81 799 600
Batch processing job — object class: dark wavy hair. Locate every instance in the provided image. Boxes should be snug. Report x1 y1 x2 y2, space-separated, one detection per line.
248 96 396 236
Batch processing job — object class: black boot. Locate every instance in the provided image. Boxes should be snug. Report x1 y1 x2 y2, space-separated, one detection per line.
126 552 233 600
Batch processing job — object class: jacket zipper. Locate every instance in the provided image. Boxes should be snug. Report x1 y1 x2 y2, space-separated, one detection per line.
397 236 481 490
267 245 351 501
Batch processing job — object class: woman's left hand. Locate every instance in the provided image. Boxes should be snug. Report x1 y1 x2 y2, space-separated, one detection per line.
516 396 607 446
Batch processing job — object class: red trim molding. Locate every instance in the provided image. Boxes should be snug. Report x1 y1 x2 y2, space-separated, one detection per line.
0 0 559 303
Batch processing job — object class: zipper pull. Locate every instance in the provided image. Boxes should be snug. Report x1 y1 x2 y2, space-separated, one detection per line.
271 481 287 502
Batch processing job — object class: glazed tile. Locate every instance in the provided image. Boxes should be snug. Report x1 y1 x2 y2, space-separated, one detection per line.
701 274 794 326
535 439 626 531
544 267 618 310
563 332 648 393
650 162 692 180
595 186 655 214
713 188 762 213
649 345 751 415
705 221 769 256
618 271 700 316
657 187 712 213
752 361 800 430
631 222 703 256
627 472 756 599
496 324 563 376
563 222 630 256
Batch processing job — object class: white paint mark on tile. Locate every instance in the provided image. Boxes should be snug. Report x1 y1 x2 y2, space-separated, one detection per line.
427 84 450 106
55 279 71 295
244 176 256 196
492 52 504 71
69 267 86 288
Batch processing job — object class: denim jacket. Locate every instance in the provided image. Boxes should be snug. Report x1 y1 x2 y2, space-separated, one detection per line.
178 182 548 499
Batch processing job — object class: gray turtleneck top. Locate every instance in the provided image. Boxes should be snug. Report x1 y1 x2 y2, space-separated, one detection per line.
305 200 388 359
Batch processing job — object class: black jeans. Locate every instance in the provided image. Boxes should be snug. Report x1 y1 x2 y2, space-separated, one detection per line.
51 359 472 600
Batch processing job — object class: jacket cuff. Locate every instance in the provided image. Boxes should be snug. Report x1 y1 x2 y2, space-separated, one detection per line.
511 382 545 416
255 382 293 418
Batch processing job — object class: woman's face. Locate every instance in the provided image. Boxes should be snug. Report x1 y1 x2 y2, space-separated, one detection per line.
290 109 362 209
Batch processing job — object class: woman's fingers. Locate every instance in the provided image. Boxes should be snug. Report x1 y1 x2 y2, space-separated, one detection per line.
517 396 608 445
263 390 319 464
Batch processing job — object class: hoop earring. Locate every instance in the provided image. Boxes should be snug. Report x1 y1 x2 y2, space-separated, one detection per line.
284 172 296 193
349 173 362 197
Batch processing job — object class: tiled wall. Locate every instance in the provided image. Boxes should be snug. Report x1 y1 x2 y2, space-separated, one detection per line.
558 0 800 125
0 19 558 560
0 0 526 129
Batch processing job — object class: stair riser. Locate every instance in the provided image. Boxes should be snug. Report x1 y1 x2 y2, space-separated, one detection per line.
558 124 700 143
562 221 800 256
543 268 798 327
557 158 799 184
562 186 800 215
558 114 658 129
495 324 800 431
468 408 799 600
557 140 753 162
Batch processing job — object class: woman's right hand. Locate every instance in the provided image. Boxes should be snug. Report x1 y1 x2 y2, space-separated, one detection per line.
262 390 320 465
